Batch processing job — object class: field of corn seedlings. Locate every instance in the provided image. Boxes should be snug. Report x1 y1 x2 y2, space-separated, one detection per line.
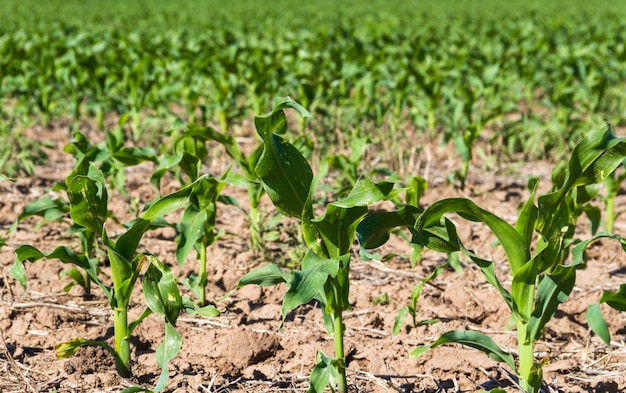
1 1 626 392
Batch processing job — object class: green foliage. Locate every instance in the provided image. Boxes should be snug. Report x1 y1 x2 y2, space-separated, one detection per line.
358 126 626 392
13 164 190 390
238 98 399 393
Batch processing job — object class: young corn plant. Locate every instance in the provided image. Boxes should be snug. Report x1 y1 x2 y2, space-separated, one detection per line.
358 126 626 392
149 125 228 308
9 126 158 295
154 121 272 256
237 97 400 393
12 164 192 391
601 157 626 232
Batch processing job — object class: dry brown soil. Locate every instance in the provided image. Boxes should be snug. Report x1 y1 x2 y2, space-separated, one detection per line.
0 123 625 393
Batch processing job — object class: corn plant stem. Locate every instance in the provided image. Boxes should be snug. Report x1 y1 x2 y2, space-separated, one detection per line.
516 320 535 393
606 195 615 233
248 197 263 255
199 244 208 306
113 307 132 378
333 310 348 393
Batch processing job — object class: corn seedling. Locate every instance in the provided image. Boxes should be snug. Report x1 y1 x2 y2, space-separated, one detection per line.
237 97 400 393
358 126 626 392
12 164 194 391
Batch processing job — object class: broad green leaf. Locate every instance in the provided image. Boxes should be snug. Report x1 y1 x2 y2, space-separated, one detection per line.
331 177 400 208
153 322 182 392
355 205 420 256
183 298 221 317
14 245 108 298
414 198 529 275
586 303 611 345
107 248 141 308
116 218 151 261
143 256 183 325
537 126 626 270
176 208 207 266
308 351 337 393
11 196 69 231
142 178 198 220
254 97 313 218
599 284 626 311
406 175 428 207
312 204 367 258
60 268 88 292
8 258 27 289
527 264 577 342
282 252 342 320
149 154 182 195
67 174 107 236
237 264 291 288
410 330 516 371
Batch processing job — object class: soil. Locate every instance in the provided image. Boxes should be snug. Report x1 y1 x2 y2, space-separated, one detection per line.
1 122 625 393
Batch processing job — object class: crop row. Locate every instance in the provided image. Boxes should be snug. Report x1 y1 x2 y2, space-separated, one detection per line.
3 97 626 392
2 6 626 179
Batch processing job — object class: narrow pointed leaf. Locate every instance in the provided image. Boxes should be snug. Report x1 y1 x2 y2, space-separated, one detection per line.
153 322 182 392
356 205 421 250
254 97 312 218
237 264 291 288
527 264 577 342
586 303 611 345
143 256 183 325
410 330 516 371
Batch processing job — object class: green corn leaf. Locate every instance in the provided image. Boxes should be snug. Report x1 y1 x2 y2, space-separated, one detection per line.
14 245 108 298
107 248 140 308
253 97 313 218
515 178 539 248
537 126 626 270
312 204 368 258
183 298 221 317
599 284 626 311
8 258 27 290
237 264 291 288
178 151 202 181
60 268 88 292
586 303 611 345
411 217 462 261
412 198 526 316
177 123 247 172
356 201 422 249
572 232 626 267
406 175 428 207
149 154 182 195
527 264 577 342
112 146 157 166
414 198 529 275
308 350 338 393
115 218 151 261
410 330 516 372
153 322 182 392
282 252 343 321
176 207 207 266
331 177 400 208
143 255 183 325
129 308 153 336
67 174 107 237
142 178 198 220
11 196 69 232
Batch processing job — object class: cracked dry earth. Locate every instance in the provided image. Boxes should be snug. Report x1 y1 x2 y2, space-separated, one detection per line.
0 123 625 392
